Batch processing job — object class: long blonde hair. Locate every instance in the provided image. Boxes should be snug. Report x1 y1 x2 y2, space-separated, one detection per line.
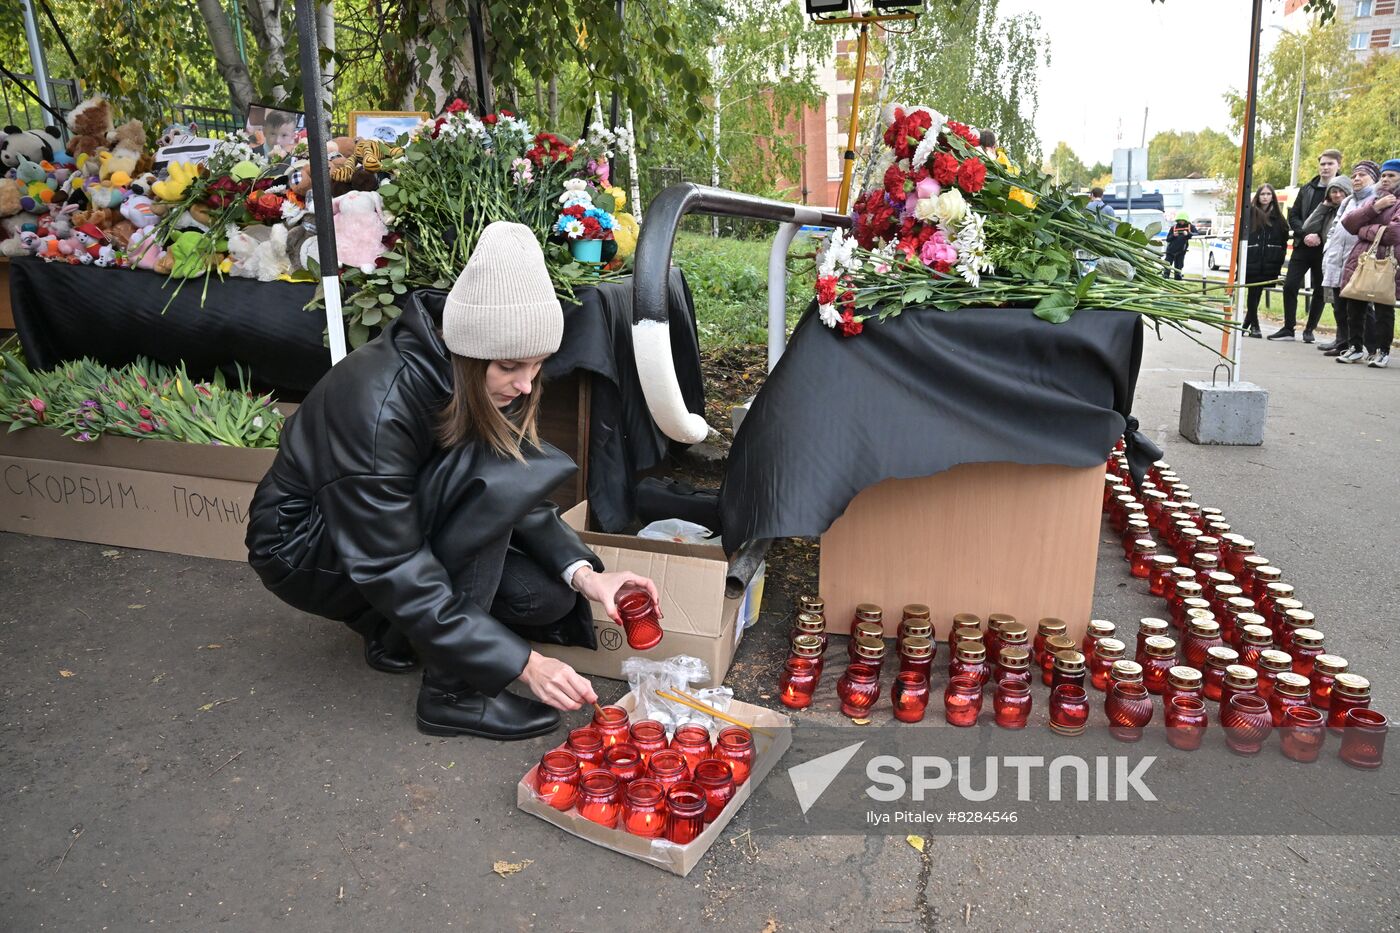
435 356 543 461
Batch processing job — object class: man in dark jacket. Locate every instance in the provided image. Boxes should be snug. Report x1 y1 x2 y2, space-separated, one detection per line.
1163 212 1194 280
1270 148 1342 342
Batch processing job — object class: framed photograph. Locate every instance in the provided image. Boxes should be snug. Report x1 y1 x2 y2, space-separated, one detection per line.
245 103 306 157
348 111 430 144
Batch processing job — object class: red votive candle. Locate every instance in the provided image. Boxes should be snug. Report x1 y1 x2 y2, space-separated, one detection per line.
592 705 630 747
1338 708 1387 770
1041 636 1076 686
1279 706 1326 764
789 633 826 680
1221 694 1273 756
713 726 755 785
628 720 668 768
1089 638 1126 692
622 778 667 838
891 671 931 723
670 723 713 773
950 641 989 688
616 590 664 650
646 748 690 791
534 749 581 811
576 770 622 828
898 636 935 684
993 678 1032 729
944 674 983 727
566 726 606 773
1327 674 1372 734
1049 684 1090 736
1105 681 1154 742
1165 695 1208 751
692 758 736 822
603 742 644 787
778 657 819 710
1034 619 1068 669
664 781 708 845
837 663 881 719
1149 556 1179 598
1141 636 1178 695
1309 655 1348 710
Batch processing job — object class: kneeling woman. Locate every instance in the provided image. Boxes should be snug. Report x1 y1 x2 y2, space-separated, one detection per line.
246 222 657 740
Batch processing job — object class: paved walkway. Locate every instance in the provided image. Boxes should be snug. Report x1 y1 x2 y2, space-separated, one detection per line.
2 321 1396 931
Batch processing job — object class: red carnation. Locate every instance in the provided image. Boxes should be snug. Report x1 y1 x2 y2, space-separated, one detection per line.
956 157 987 194
882 108 906 149
482 113 499 126
816 275 838 305
839 309 864 337
501 110 514 118
904 109 933 150
883 164 908 200
446 99 470 114
946 120 980 147
932 151 959 187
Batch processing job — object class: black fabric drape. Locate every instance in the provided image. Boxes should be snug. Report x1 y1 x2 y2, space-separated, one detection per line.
719 305 1146 554
8 258 704 532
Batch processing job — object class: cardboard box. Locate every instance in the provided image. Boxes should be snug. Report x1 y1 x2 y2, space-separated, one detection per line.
0 427 276 561
530 501 757 686
515 691 791 877
819 462 1103 646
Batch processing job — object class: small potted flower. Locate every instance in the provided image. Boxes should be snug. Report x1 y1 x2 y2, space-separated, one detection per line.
553 179 616 263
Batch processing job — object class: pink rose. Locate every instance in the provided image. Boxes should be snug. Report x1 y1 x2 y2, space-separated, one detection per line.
915 177 941 200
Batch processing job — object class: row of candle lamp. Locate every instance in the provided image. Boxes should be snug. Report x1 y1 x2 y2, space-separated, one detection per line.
532 704 755 845
1098 445 1386 767
776 599 1385 768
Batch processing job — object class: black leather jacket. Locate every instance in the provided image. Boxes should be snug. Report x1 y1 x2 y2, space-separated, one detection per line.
246 293 602 695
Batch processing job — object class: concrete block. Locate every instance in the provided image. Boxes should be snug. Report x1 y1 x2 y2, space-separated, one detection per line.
1179 380 1268 446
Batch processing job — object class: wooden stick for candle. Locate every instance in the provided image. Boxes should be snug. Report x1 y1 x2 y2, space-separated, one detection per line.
592 702 607 719
656 689 777 739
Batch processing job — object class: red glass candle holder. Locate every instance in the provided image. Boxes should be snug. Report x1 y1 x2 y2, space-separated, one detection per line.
1052 651 1087 693
848 617 885 663
1326 675 1372 734
1149 556 1179 598
1290 630 1324 679
950 642 989 688
837 663 881 719
1089 638 1126 692
1218 665 1260 711
616 590 664 650
534 749 582 811
944 674 983 727
1035 619 1067 668
789 634 826 680
1165 695 1208 751
604 742 645 786
1279 706 1326 764
1267 673 1311 727
778 657 819 710
1309 655 1348 710
1105 682 1154 742
566 726 606 773
995 647 1033 690
1049 685 1090 736
592 705 631 748
646 748 690 791
664 781 708 845
670 723 713 773
1041 636 1076 685
1164 666 1204 709
576 770 623 828
993 678 1032 729
714 726 755 785
692 758 736 822
622 778 668 838
1221 694 1273 756
1183 619 1224 669
899 636 935 684
1338 708 1387 770
1136 619 1171 663
1080 620 1116 660
1130 539 1157 578
628 720 668 768
891 671 931 724
790 612 829 655
1141 637 1177 695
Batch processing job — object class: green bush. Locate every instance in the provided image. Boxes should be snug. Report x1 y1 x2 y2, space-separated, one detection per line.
672 231 816 350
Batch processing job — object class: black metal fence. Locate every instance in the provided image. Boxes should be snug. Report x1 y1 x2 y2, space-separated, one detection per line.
0 72 81 130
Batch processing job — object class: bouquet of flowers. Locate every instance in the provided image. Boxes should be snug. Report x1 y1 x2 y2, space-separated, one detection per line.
816 105 1230 341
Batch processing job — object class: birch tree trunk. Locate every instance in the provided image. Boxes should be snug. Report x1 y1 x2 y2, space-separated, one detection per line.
244 0 290 103
195 0 257 114
317 1 336 107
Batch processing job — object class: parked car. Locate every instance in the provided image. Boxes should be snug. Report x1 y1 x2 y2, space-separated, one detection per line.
1206 235 1235 270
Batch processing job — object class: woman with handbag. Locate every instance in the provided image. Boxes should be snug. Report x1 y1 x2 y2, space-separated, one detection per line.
1338 160 1400 367
1242 184 1289 338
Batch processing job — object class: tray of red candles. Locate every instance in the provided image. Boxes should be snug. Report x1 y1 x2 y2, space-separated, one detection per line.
516 691 792 876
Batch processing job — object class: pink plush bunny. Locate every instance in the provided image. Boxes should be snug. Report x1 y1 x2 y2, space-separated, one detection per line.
332 189 388 273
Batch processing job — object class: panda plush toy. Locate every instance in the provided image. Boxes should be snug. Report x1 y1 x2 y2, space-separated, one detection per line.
0 125 72 169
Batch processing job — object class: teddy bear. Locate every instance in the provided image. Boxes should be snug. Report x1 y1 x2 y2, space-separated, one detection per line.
65 97 114 159
97 118 144 183
332 189 388 273
558 178 592 209
226 222 292 282
0 125 68 169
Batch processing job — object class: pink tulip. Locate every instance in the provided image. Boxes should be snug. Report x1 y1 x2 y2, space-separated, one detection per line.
28 398 46 419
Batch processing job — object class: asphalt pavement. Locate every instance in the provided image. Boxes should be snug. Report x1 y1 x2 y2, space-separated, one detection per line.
2 322 1397 932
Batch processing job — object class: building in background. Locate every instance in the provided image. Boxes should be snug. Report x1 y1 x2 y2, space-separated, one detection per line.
1285 0 1400 56
778 36 881 209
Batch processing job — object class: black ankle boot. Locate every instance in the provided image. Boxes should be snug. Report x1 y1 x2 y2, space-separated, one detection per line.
416 682 560 740
363 625 420 674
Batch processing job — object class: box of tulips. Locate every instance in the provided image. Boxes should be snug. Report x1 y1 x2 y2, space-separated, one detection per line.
516 690 792 876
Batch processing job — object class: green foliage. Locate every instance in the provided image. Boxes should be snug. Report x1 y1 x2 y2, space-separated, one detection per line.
1043 141 1090 189
672 231 812 349
876 0 1048 166
1146 128 1238 180
1316 51 1400 174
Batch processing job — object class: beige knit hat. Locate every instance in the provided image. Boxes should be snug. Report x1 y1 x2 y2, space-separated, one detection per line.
442 222 563 360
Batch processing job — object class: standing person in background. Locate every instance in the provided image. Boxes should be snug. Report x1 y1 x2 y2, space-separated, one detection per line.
1088 187 1117 225
1321 161 1379 356
1338 159 1400 368
1272 149 1342 342
1164 211 1194 280
1242 184 1290 339
1297 174 1351 341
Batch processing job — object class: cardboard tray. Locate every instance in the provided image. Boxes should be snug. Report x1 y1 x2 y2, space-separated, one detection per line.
515 692 792 877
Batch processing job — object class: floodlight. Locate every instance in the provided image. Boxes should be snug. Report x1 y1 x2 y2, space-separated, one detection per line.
805 0 851 14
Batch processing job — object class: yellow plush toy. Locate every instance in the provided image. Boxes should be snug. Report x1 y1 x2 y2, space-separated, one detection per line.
613 212 640 259
152 161 198 202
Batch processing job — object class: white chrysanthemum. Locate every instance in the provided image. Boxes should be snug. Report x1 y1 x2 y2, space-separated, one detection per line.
953 210 993 287
818 303 841 328
563 219 586 239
